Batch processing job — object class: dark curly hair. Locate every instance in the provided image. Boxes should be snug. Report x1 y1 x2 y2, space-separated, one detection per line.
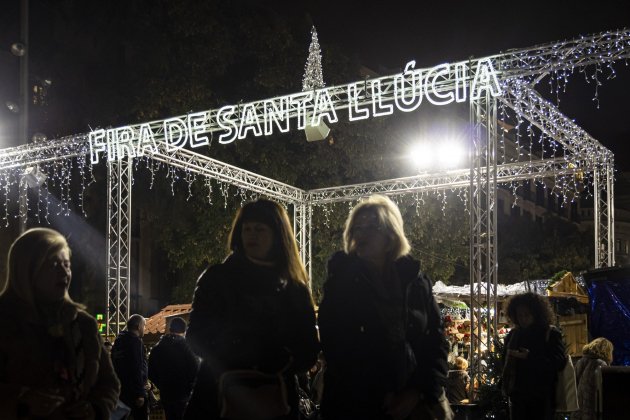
504 292 555 328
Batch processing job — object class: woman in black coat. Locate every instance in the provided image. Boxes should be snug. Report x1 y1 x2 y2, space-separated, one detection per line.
184 199 319 420
318 194 451 420
501 292 567 420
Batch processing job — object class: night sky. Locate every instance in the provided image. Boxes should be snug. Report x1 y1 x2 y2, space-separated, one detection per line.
305 1 630 167
1 1 628 167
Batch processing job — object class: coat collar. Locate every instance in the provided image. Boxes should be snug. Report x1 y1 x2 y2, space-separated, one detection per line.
329 251 421 283
0 290 79 326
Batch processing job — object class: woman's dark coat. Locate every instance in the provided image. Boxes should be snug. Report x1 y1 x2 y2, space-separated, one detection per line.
0 292 121 420
501 325 566 407
183 253 319 420
318 252 449 420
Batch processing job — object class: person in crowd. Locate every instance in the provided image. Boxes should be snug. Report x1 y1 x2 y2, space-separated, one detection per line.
104 341 113 353
148 317 199 420
112 314 149 420
573 337 614 420
184 198 320 420
318 194 452 420
446 356 470 404
0 227 120 419
501 292 567 420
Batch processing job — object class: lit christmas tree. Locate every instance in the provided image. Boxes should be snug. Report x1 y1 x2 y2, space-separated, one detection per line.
302 26 325 91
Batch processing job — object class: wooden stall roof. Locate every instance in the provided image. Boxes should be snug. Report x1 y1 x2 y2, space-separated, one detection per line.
546 272 589 304
145 304 192 336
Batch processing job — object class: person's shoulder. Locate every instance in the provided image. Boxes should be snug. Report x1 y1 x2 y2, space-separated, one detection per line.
149 339 166 355
324 251 357 287
115 330 140 345
548 325 563 339
396 255 427 282
327 251 350 270
595 358 609 368
75 308 99 330
197 260 232 287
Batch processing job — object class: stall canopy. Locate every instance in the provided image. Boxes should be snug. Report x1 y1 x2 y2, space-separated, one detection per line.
433 280 549 302
144 304 192 344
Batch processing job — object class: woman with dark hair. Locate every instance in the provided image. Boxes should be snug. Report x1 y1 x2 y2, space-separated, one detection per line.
501 292 567 420
318 195 451 420
0 228 120 419
184 199 319 420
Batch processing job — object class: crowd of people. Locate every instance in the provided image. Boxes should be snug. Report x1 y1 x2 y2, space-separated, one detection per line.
0 195 617 420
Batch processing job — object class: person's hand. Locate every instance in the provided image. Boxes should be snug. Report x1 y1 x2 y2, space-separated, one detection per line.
19 387 65 417
65 400 96 419
135 397 145 407
383 389 420 420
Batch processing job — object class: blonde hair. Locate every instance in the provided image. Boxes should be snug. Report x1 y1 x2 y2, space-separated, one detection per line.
2 227 76 307
583 337 614 364
343 195 411 261
455 356 469 370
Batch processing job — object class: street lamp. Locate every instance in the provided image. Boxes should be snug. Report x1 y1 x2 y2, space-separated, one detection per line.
408 140 466 171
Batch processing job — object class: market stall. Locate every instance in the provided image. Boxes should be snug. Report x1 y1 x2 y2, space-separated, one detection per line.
546 271 589 356
435 273 589 356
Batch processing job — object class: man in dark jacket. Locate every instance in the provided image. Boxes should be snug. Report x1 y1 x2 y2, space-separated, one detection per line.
112 314 149 420
148 317 199 420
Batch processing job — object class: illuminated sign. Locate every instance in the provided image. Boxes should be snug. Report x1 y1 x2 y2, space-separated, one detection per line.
89 59 501 164
96 313 106 334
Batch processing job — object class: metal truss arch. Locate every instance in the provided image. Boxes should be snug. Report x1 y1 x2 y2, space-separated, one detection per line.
0 27 625 375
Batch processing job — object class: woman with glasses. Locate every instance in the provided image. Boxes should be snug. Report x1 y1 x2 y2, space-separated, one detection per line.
318 195 451 420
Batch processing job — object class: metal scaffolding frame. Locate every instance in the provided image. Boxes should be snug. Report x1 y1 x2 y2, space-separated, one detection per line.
106 157 133 337
594 163 615 268
469 90 499 392
0 29 626 367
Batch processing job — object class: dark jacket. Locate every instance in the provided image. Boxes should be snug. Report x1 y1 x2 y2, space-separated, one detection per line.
318 252 449 419
446 370 469 404
111 330 148 404
0 292 121 420
148 334 199 402
501 325 566 403
184 253 320 420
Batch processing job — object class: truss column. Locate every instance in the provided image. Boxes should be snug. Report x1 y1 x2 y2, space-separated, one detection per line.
293 201 313 286
469 91 499 398
106 157 133 337
594 161 615 268
608 162 616 267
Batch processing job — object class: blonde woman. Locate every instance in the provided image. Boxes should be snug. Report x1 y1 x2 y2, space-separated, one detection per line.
0 228 120 419
574 337 614 420
318 195 451 420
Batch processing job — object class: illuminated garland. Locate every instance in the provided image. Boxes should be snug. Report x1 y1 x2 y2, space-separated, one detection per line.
0 28 627 227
